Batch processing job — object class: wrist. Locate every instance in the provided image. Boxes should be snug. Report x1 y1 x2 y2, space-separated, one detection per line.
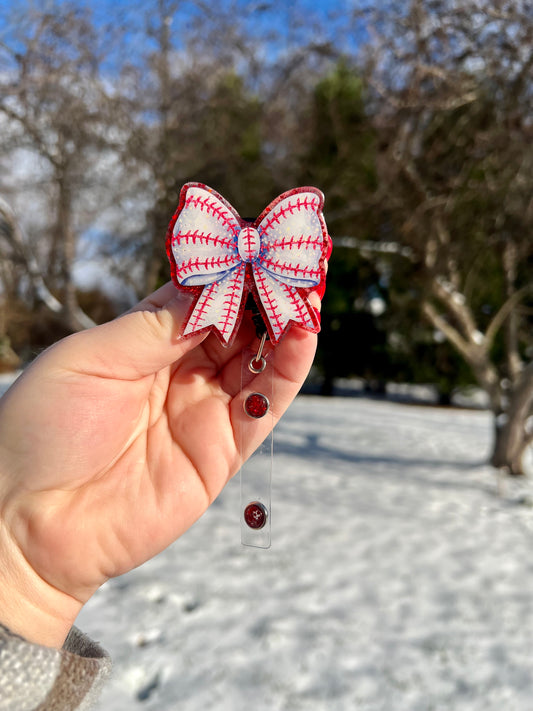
0 523 82 649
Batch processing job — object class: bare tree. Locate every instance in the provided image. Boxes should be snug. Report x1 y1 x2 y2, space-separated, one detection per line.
354 0 533 474
0 7 128 331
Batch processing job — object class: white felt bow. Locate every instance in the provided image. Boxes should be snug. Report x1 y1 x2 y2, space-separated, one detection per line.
168 184 327 345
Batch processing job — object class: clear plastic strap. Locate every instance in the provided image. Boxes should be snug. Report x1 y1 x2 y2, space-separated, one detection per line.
240 344 273 549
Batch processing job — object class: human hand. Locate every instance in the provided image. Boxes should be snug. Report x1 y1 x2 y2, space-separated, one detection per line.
0 283 320 648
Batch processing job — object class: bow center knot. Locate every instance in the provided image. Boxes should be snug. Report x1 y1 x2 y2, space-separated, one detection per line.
238 226 261 263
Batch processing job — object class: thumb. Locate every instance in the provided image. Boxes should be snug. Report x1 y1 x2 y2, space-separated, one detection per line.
49 284 206 379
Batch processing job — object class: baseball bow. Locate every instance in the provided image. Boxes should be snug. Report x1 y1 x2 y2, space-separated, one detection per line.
166 183 329 346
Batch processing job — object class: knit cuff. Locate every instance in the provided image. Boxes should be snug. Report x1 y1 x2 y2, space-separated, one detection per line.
0 623 111 711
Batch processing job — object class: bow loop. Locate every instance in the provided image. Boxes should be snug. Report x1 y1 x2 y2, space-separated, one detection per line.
257 193 325 289
170 186 241 286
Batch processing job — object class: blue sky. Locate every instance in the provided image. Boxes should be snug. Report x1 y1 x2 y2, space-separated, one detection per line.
0 0 354 30
0 0 367 81
0 0 359 51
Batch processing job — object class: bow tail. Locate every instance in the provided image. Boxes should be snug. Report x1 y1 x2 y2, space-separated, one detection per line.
183 264 246 344
252 265 319 344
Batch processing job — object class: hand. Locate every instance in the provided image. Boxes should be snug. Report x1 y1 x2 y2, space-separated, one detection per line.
0 283 319 647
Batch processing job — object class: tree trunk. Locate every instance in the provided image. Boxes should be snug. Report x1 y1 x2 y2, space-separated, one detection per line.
56 177 95 332
0 298 21 372
0 196 95 332
142 0 176 296
502 239 522 381
421 295 533 476
490 362 533 476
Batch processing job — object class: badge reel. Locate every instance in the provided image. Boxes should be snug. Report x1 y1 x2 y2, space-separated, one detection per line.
166 183 329 548
240 303 273 548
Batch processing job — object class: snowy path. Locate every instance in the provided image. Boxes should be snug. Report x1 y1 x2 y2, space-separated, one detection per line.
72 395 533 711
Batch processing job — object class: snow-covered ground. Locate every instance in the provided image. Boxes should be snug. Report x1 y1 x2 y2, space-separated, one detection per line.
69 394 533 711
1 370 532 709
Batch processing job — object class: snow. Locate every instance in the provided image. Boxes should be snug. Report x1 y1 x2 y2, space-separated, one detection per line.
70 394 533 711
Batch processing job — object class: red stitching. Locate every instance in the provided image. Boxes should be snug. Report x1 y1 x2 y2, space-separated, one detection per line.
173 230 235 250
254 269 284 333
266 235 322 251
260 256 321 281
177 254 238 278
242 229 256 259
188 285 216 329
281 283 309 321
184 194 239 236
220 285 242 335
259 196 320 234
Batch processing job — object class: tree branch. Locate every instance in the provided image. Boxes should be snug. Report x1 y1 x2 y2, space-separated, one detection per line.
421 300 471 361
333 236 415 260
485 283 533 352
0 198 95 329
422 298 501 410
431 278 482 347
0 101 60 170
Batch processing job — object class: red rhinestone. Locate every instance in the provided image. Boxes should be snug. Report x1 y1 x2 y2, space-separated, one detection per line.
244 502 268 529
244 392 269 419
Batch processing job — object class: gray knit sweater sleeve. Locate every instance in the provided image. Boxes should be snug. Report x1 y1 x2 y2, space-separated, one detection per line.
0 624 111 711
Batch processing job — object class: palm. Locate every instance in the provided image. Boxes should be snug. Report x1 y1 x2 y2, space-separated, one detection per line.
0 284 317 608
